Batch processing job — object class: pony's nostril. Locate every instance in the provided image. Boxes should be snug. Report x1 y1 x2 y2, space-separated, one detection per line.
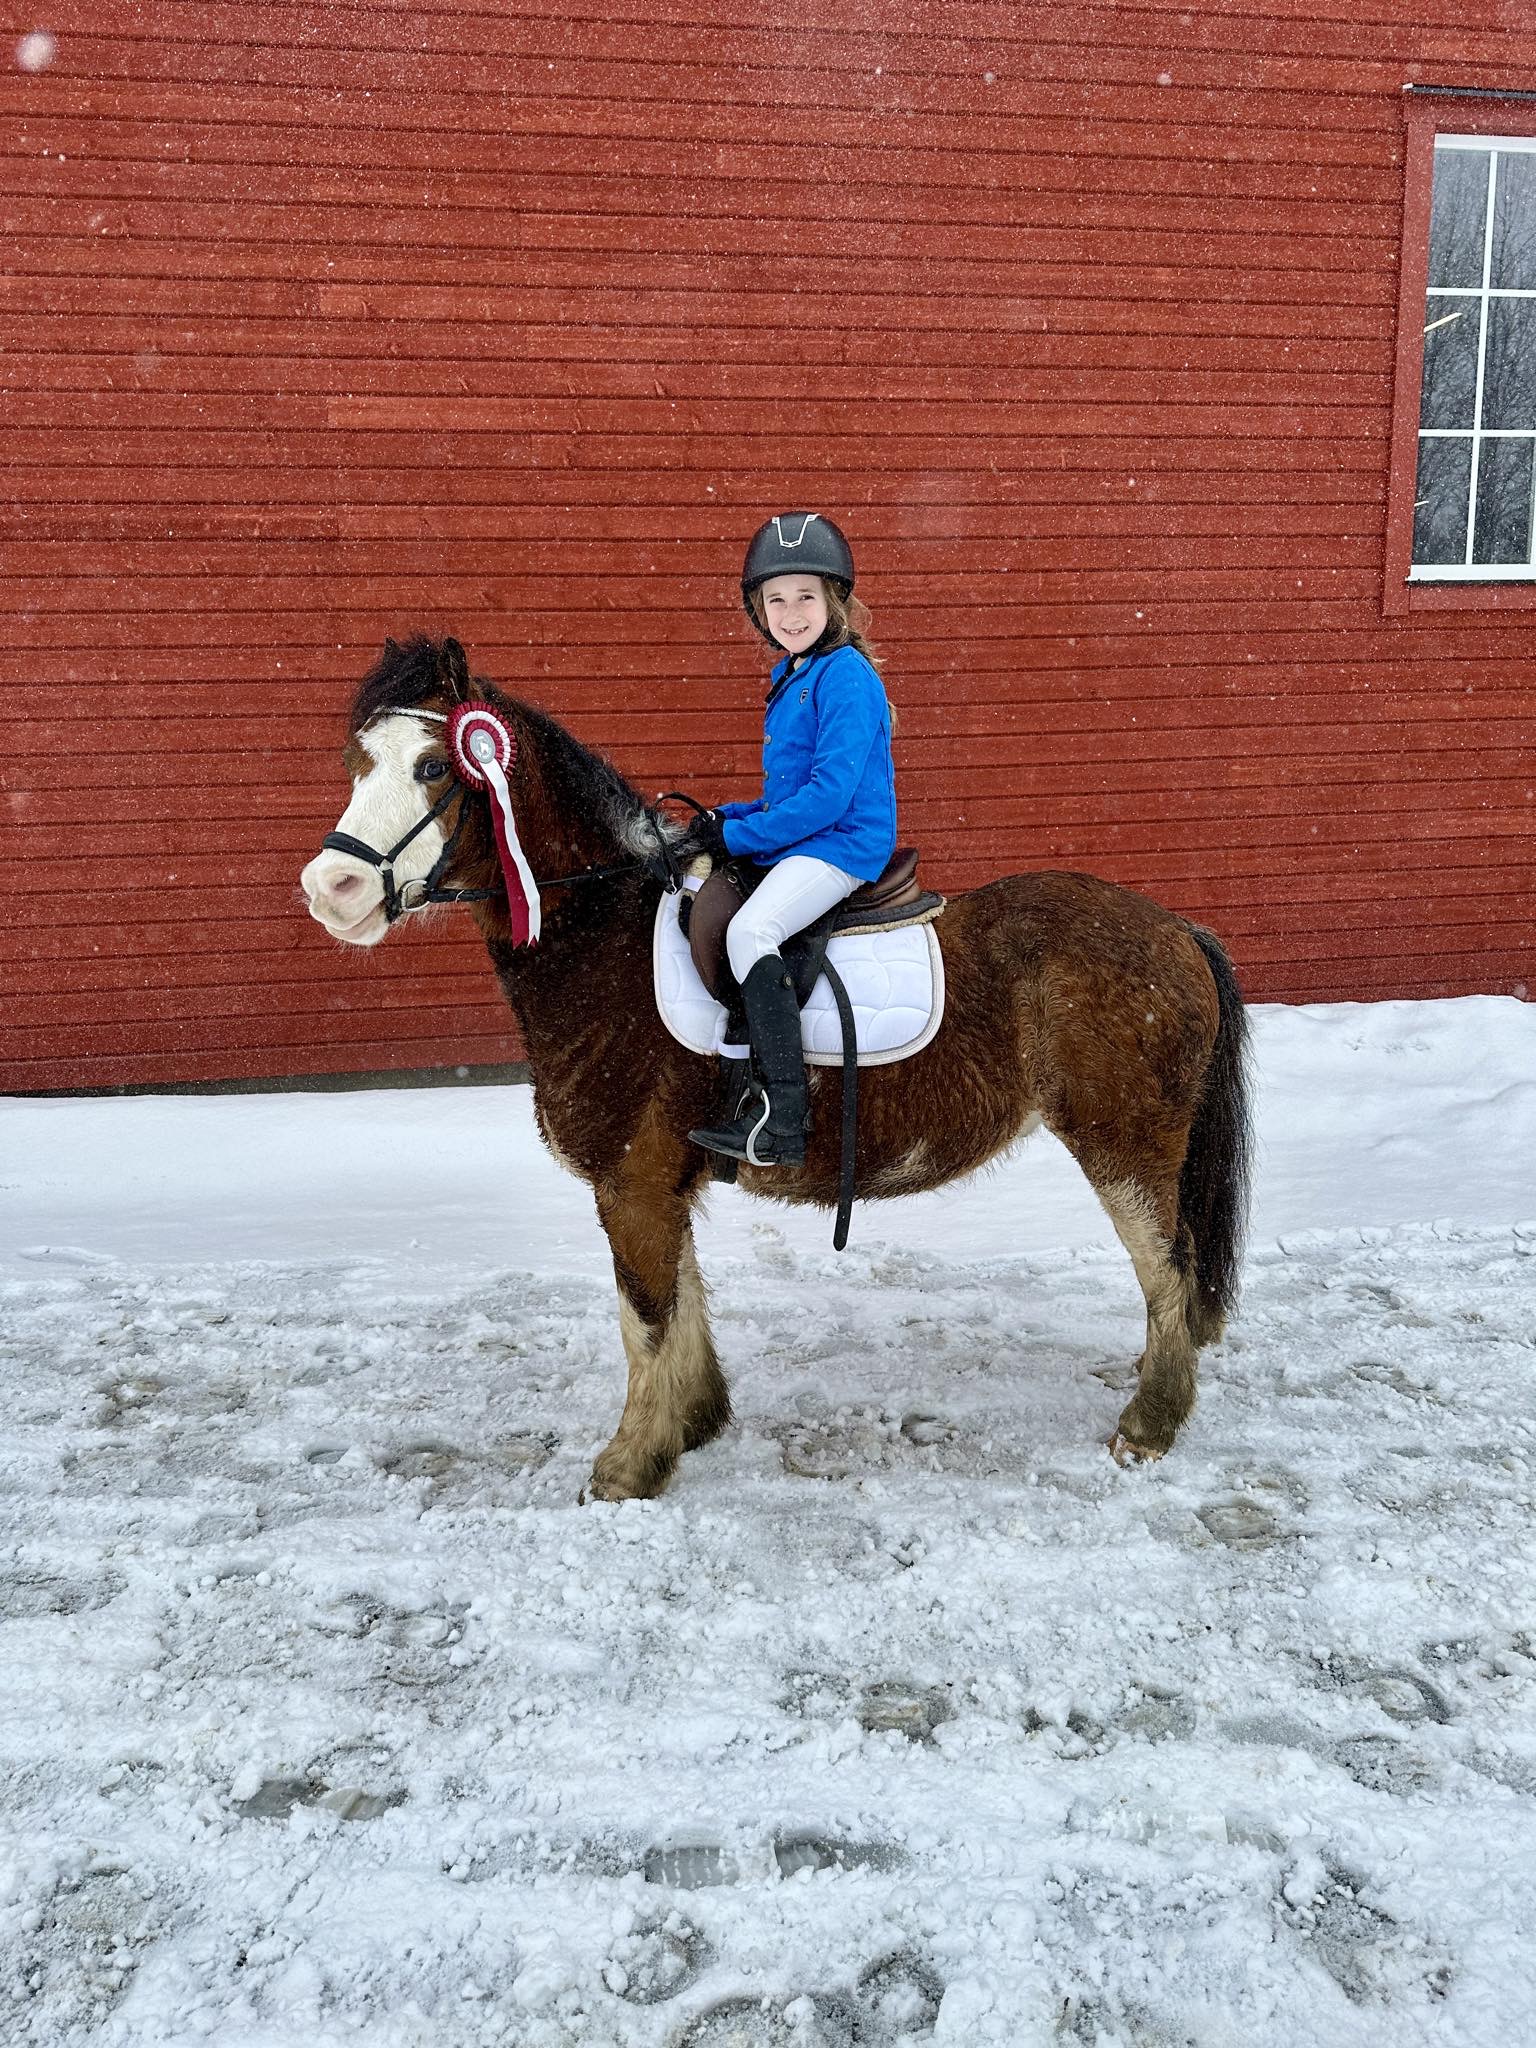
329 869 362 897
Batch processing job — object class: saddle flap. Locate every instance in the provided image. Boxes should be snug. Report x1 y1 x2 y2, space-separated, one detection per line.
686 867 749 1005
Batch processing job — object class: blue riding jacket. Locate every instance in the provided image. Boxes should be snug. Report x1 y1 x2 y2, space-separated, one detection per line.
715 644 897 882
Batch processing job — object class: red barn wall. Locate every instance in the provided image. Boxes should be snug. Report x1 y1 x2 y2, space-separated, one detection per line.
3 0 1533 1093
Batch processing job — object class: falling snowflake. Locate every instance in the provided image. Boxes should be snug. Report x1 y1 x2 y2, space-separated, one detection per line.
15 29 57 71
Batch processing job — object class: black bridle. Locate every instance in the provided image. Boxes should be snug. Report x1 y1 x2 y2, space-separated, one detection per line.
321 776 496 924
320 715 699 923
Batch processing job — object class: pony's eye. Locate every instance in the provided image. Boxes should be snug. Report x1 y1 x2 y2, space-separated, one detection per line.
416 757 450 783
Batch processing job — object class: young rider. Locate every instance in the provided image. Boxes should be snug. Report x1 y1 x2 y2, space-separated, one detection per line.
680 512 897 1169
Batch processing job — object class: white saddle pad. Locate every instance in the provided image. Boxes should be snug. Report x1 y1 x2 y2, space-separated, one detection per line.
653 881 945 1068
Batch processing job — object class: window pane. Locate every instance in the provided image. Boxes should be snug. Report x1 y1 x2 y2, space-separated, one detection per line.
1490 150 1536 289
1412 437 1472 564
1473 436 1535 565
1429 148 1490 288
1482 297 1536 429
1420 297 1480 428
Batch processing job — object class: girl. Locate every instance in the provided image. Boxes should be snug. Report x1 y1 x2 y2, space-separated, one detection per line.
682 512 898 1169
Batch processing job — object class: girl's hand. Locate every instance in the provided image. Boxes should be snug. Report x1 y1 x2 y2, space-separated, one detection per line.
674 810 729 864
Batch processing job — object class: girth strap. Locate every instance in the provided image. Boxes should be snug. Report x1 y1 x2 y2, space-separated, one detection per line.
821 958 860 1252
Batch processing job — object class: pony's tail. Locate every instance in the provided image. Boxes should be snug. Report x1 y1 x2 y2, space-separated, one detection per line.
1178 926 1254 1346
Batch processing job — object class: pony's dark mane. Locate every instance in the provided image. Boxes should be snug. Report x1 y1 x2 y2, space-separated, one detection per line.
348 636 652 854
514 697 652 853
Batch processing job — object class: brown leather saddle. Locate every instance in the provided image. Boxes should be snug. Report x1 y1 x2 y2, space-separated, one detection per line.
683 846 942 1007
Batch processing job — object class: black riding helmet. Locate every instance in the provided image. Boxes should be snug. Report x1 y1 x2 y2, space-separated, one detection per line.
740 512 855 645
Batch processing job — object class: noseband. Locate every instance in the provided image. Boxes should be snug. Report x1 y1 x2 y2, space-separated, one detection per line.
320 710 496 924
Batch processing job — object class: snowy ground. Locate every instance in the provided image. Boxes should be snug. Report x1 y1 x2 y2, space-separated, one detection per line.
2 997 1534 2048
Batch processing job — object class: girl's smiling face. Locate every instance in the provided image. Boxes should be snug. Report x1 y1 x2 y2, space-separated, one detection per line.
758 572 829 655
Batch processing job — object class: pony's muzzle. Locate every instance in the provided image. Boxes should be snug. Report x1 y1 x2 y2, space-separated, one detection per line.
300 850 389 944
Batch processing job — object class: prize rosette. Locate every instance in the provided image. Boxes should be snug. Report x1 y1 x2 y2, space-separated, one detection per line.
447 700 541 946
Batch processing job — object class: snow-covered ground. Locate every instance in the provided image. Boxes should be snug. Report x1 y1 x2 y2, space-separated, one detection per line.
2 997 1534 2048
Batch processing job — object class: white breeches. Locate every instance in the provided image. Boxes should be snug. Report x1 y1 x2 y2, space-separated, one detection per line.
726 855 862 985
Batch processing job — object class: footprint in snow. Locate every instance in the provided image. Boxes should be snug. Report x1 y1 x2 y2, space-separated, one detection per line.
1333 1735 1440 1795
641 1833 901 1893
777 1406 969 1481
1464 1747 1536 1798
1223 1711 1324 1755
780 1414 891 1481
379 1440 459 1481
1348 1359 1445 1403
232 1777 404 1822
14 1862 177 2032
1116 1687 1197 1744
97 1758 167 1802
1195 1496 1285 1546
183 1508 259 1545
1312 1660 1451 1726
1348 1668 1450 1725
643 1841 751 1890
1425 1631 1536 1682
774 1833 901 1876
59 1438 276 1501
603 1907 710 2005
0 1570 124 1619
899 1411 957 1448
778 1669 854 1721
857 1949 944 2036
376 1434 555 1487
308 1593 470 1646
1057 1995 1151 2045
1279 1857 1453 2006
671 1992 859 2045
1023 1686 1198 1760
91 1375 166 1424
1349 1281 1406 1310
857 1679 952 1744
1420 1632 1483 1668
306 1594 474 1689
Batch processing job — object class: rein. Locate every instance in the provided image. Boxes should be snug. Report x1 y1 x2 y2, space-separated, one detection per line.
534 791 708 895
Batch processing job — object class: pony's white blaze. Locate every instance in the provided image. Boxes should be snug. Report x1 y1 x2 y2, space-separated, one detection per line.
299 715 446 947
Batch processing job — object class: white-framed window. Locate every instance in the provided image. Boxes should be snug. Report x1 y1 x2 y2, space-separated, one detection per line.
1412 134 1536 580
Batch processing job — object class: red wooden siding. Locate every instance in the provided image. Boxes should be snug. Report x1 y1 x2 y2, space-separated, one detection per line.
2 1 1533 1092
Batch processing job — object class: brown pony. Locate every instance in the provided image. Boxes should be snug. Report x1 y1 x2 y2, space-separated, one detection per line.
300 638 1252 1503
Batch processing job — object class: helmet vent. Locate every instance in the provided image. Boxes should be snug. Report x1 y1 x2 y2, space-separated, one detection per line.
772 513 821 549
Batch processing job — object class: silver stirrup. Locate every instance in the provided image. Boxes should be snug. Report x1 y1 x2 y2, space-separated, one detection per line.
743 1088 773 1167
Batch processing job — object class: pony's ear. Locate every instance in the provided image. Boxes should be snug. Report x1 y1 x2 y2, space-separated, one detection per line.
439 638 472 702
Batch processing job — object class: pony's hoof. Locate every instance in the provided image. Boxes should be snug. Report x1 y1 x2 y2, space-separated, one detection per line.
585 1449 675 1503
1109 1430 1166 1467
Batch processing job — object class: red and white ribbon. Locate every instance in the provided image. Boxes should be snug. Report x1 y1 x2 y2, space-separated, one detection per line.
447 701 541 946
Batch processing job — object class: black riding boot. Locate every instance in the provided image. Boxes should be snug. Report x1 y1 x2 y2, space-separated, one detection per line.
690 955 808 1167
